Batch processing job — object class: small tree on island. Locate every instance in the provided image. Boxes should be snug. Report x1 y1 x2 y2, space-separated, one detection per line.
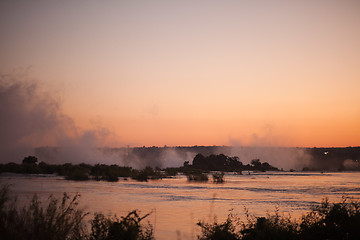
22 156 38 164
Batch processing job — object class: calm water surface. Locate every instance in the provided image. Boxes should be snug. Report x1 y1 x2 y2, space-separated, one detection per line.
1 171 360 240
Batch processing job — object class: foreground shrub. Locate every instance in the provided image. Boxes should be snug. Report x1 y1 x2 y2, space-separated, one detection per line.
197 213 240 240
0 186 155 240
198 198 360 240
2 184 360 240
240 208 298 240
0 186 88 240
299 197 360 240
91 211 154 240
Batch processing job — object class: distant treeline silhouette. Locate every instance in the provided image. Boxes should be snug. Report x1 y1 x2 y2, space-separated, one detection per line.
0 158 160 182
0 154 279 182
190 153 278 172
104 146 360 171
1 185 359 240
34 145 360 171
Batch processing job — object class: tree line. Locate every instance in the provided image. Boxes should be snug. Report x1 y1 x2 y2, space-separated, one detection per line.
0 153 279 182
189 153 279 172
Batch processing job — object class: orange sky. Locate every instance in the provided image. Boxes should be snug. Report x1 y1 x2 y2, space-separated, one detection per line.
1 0 359 147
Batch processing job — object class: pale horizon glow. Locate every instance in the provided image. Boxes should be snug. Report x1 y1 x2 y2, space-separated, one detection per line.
1 0 359 148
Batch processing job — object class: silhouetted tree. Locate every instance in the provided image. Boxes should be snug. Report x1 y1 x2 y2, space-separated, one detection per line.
22 156 38 164
250 159 261 168
192 154 244 171
193 154 206 169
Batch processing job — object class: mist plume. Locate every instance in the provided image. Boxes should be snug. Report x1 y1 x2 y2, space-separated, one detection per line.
1 74 356 171
0 73 120 164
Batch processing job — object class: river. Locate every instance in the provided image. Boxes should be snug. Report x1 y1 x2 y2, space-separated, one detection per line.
1 171 360 240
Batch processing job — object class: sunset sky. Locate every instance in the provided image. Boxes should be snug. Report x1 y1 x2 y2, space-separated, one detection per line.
1 0 359 148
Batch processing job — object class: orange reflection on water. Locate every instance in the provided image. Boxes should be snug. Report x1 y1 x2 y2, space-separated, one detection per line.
2 172 360 240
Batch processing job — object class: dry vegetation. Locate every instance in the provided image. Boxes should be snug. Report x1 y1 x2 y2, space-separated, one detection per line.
1 185 360 240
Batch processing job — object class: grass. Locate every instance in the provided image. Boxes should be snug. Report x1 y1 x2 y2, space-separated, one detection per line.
1 185 360 240
90 211 154 240
198 197 360 240
0 186 88 240
0 186 154 240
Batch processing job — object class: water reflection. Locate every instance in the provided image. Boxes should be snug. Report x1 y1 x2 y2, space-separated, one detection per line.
1 171 360 240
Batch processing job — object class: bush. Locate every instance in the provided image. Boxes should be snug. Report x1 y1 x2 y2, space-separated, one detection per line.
21 163 41 174
132 167 163 182
299 197 360 240
212 172 225 183
187 172 209 182
240 208 298 240
198 198 360 240
91 164 134 182
2 184 360 240
38 161 57 174
0 186 155 240
91 211 154 240
22 156 38 164
164 168 178 177
65 166 90 181
0 186 88 240
197 213 240 240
